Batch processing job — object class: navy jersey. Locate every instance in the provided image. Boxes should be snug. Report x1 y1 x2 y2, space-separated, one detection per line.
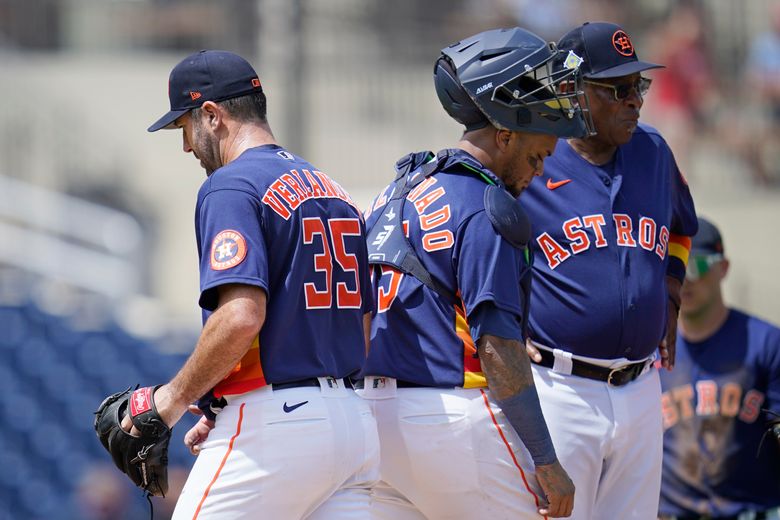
194 145 372 396
362 150 526 388
523 124 697 360
659 309 780 516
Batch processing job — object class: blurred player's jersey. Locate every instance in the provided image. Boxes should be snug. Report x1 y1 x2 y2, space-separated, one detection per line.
523 124 697 360
362 150 527 388
195 145 373 396
659 309 780 516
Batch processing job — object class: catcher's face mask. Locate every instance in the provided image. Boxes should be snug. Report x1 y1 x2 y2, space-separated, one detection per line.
685 254 724 282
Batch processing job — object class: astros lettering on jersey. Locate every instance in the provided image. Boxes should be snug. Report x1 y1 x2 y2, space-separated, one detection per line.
523 123 697 361
660 310 780 517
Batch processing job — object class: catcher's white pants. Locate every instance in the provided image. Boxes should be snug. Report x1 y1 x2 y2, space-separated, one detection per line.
531 362 663 520
172 379 380 520
358 379 547 520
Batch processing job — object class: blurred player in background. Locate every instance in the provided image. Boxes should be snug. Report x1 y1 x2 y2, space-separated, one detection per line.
522 22 698 519
360 27 590 518
659 217 780 520
144 50 378 519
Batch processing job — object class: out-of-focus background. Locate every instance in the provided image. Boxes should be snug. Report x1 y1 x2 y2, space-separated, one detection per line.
0 0 778 518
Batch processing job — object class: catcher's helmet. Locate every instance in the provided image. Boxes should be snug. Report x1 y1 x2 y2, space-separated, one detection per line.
434 27 592 138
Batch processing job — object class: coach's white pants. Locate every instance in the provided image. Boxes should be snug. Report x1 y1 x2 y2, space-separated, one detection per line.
532 364 663 520
172 379 380 520
359 379 547 520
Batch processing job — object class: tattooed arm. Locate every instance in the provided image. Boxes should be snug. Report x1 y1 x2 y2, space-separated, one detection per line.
478 334 575 518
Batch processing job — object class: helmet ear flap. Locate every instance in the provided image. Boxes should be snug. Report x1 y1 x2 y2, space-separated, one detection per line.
434 57 490 131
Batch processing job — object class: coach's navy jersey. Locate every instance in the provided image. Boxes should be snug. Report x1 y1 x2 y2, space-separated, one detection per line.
362 150 526 388
194 144 372 396
523 124 697 360
659 309 780 516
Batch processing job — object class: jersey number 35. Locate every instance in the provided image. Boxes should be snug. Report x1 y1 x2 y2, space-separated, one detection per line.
302 217 362 310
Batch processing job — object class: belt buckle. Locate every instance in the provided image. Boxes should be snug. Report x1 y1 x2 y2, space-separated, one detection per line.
607 367 624 386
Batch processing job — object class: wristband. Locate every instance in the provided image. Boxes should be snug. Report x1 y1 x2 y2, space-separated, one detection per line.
197 392 227 421
495 385 557 466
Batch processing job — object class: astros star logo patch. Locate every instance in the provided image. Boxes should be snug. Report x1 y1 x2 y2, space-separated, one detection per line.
210 230 247 271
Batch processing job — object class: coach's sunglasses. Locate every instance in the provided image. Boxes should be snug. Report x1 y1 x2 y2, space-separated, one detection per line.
584 77 652 101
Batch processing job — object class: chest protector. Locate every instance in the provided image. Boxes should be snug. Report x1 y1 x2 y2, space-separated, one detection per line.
366 150 533 332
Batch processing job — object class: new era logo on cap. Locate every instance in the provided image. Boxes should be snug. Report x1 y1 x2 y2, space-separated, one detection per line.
148 50 263 132
557 22 663 79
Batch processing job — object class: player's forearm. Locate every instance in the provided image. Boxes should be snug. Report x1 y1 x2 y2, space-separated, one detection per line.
160 287 266 425
478 334 535 399
666 275 682 314
478 334 557 465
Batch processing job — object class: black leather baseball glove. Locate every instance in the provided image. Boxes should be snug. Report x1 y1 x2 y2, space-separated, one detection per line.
757 409 780 458
94 386 171 496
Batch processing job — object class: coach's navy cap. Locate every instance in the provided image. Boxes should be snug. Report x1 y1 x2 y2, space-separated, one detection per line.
557 22 663 79
691 217 724 256
148 50 263 132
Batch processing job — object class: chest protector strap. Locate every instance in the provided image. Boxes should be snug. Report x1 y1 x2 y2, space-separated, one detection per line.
367 150 534 315
367 152 459 306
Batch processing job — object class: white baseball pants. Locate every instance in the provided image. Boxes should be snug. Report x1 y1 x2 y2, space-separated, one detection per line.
359 379 548 520
172 379 380 520
531 363 663 519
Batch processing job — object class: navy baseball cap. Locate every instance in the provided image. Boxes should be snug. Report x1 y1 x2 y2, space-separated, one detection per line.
690 217 724 256
557 22 663 79
148 50 263 132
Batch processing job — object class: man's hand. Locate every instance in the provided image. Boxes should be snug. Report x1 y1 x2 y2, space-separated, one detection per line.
535 460 575 517
525 338 542 363
184 405 216 455
661 276 682 370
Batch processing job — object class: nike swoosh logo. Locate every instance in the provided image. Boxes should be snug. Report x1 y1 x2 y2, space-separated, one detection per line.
283 401 309 413
546 178 572 190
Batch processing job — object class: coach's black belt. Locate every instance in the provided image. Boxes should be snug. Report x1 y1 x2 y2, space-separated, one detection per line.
352 378 437 389
534 348 648 387
271 377 355 391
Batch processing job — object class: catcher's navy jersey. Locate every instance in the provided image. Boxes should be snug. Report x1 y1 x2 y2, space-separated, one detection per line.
523 124 697 361
659 309 780 516
362 150 526 388
195 145 372 396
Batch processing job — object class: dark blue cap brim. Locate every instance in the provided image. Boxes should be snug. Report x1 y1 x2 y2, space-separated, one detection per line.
147 108 191 132
586 60 664 79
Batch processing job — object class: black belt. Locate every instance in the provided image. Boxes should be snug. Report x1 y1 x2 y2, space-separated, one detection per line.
352 378 436 389
396 380 430 388
271 377 355 391
534 348 648 387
